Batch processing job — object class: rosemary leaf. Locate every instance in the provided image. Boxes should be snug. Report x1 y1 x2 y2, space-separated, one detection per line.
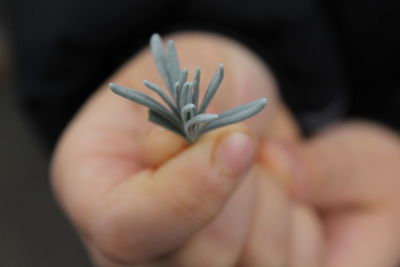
192 67 201 109
185 113 218 133
175 69 188 99
185 83 193 107
143 80 178 114
167 40 180 84
175 82 182 109
181 103 196 123
200 98 267 135
110 83 180 127
148 110 186 137
150 34 173 94
199 64 224 113
178 82 191 112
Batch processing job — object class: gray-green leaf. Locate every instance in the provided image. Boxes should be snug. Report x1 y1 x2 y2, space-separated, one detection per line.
110 83 180 128
199 64 224 113
200 98 267 135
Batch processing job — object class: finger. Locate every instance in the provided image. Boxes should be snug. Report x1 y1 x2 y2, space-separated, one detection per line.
323 209 400 267
88 126 257 264
260 141 301 186
140 128 188 168
257 141 323 267
170 171 257 267
259 140 308 203
300 122 400 208
238 167 292 267
290 204 323 267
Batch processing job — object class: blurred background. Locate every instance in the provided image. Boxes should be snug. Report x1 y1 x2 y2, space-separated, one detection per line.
0 1 90 266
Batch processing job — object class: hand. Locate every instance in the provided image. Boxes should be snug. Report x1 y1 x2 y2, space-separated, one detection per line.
265 121 400 267
51 32 303 266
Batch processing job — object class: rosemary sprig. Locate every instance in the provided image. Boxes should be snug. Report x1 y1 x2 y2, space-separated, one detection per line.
109 33 267 143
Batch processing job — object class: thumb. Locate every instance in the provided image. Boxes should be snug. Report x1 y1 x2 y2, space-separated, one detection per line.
155 126 256 224
92 126 257 264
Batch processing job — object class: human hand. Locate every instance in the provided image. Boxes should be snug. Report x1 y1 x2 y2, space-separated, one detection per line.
51 32 303 266
265 121 400 267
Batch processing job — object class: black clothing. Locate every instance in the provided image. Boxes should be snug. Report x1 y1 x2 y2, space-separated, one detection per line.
9 0 400 149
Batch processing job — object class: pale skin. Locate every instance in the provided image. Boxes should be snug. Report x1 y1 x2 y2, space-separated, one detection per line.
51 32 400 267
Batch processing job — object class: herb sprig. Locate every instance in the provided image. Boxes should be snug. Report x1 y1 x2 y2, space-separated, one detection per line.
110 34 267 143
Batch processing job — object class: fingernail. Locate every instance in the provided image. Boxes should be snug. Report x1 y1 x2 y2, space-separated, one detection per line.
215 132 256 177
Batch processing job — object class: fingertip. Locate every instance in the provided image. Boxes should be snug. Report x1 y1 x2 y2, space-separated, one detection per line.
198 123 255 144
214 131 256 177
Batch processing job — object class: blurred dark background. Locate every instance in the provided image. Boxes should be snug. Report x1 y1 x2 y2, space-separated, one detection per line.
0 1 90 266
